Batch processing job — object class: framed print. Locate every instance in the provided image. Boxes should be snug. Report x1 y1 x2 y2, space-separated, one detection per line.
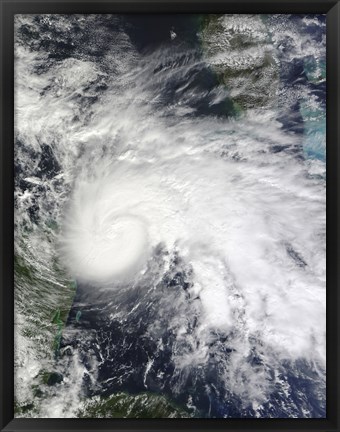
1 0 339 431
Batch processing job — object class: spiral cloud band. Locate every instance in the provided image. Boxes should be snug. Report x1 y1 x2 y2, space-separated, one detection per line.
61 169 153 284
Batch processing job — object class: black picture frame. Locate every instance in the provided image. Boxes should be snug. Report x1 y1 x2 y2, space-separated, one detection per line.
1 0 339 431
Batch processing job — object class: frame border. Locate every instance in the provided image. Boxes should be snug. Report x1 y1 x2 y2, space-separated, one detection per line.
1 1 339 431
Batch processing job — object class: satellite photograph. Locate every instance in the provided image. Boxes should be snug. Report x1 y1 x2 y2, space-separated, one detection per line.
14 14 326 418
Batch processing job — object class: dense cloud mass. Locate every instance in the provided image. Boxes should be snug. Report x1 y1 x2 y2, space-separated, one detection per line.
14 14 326 418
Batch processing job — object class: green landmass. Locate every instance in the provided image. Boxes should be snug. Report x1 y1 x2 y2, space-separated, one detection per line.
14 223 76 416
77 392 194 418
200 14 279 111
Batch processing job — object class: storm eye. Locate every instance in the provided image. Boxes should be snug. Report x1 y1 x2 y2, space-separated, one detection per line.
61 207 150 284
